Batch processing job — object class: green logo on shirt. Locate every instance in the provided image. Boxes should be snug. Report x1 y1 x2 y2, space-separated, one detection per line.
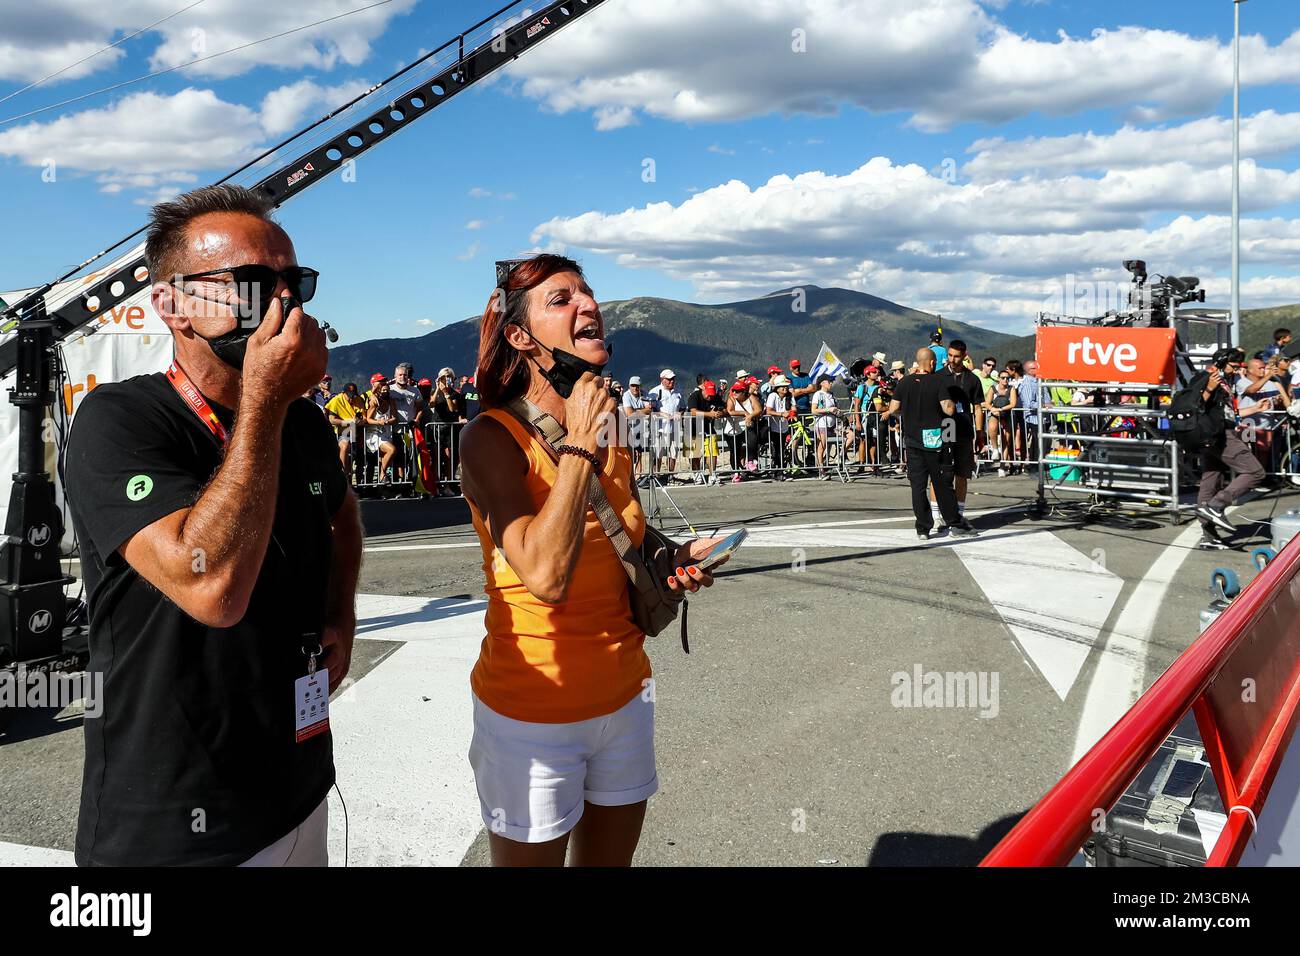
126 475 153 501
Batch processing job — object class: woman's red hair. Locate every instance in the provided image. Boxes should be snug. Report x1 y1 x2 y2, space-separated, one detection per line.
475 253 584 408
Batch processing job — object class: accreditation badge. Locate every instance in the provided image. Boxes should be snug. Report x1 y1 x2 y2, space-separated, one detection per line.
295 662 330 743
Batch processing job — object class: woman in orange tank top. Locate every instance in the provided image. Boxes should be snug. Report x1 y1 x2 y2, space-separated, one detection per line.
459 254 726 867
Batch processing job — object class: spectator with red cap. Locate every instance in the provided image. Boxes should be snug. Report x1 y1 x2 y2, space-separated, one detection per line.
733 378 766 477
787 358 816 418
364 373 400 483
687 374 726 484
760 365 783 400
722 381 747 476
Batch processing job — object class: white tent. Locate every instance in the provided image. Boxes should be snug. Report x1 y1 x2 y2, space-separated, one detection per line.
0 258 174 539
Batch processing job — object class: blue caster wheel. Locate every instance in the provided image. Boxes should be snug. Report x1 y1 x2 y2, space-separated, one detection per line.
1211 567 1241 602
1251 547 1276 572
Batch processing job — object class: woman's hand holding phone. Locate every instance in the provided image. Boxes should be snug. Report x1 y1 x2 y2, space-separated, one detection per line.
665 537 726 593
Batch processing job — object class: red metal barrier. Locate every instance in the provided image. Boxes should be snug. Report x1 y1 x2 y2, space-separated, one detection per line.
982 528 1300 867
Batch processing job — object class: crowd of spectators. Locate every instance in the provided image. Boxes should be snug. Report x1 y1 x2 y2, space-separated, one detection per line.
309 334 1053 498
305 363 478 496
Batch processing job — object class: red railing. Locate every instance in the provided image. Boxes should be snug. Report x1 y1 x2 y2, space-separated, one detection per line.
982 527 1300 867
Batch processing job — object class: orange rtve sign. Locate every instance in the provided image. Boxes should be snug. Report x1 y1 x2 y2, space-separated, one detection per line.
1036 326 1177 385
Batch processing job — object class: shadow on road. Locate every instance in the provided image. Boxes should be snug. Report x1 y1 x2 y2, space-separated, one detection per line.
867 811 1026 866
0 707 84 747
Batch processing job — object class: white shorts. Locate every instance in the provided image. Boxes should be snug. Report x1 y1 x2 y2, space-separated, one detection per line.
468 689 658 844
239 798 328 867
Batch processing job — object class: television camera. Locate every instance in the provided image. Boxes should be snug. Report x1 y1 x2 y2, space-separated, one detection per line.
1040 259 1207 329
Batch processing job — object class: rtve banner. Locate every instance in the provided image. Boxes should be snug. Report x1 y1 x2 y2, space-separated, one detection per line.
1035 326 1177 385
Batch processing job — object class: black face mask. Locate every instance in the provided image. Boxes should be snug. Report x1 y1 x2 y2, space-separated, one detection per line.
528 336 614 399
198 294 296 371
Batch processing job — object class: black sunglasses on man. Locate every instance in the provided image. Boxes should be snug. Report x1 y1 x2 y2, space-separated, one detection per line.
171 263 319 322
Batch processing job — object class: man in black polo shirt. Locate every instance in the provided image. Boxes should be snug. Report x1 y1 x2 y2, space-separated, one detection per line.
64 184 363 866
890 347 975 541
935 339 985 524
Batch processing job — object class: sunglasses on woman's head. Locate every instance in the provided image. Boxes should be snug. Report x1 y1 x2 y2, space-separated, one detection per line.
495 258 531 290
173 263 318 320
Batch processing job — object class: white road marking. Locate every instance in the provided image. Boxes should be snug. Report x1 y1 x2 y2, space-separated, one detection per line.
1068 521 1204 765
0 841 74 866
361 507 1029 553
329 594 487 866
954 534 1123 700
727 522 1124 700
365 541 481 553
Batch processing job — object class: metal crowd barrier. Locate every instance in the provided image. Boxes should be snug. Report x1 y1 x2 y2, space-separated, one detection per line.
331 418 465 497
622 398 1053 485
1034 380 1182 521
325 392 1064 495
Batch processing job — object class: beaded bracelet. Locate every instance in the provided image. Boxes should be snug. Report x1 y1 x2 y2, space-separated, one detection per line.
555 443 600 468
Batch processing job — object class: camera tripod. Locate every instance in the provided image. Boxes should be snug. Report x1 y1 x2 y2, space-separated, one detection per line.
638 439 697 536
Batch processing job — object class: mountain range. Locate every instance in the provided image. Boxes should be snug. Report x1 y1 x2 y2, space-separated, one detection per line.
324 283 1300 387
324 285 1020 386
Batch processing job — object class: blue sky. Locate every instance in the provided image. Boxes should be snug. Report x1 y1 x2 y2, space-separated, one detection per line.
1 0 1298 341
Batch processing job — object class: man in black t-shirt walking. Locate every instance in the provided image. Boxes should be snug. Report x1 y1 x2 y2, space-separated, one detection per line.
64 184 363 866
889 347 976 540
934 339 985 525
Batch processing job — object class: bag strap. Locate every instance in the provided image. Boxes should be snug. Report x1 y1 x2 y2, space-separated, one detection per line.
506 397 647 586
506 397 689 651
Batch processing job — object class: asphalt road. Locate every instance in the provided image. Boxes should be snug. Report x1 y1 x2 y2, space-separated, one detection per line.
1 471 1291 866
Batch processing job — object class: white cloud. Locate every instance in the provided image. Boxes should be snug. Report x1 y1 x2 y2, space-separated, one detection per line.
531 157 1300 332
259 78 372 136
465 219 485 230
0 77 375 194
0 88 262 189
965 110 1300 180
0 0 417 86
505 0 1300 131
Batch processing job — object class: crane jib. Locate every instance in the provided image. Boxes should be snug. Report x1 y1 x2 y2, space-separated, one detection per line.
0 0 607 377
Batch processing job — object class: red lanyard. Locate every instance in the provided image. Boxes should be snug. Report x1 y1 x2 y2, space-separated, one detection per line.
165 361 229 447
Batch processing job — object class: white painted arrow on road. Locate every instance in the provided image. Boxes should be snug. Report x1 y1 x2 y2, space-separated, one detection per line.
734 523 1124 701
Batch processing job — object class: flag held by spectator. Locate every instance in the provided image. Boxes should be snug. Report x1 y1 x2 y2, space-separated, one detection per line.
808 342 848 381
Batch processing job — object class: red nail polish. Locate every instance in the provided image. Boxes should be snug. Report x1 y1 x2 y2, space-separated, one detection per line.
676 567 685 576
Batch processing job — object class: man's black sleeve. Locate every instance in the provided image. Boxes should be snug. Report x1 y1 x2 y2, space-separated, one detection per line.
299 400 350 516
64 385 207 560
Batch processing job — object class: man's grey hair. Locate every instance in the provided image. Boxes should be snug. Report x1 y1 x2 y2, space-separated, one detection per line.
145 184 279 283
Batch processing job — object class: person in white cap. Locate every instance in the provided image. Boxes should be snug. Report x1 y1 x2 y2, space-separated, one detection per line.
621 375 652 475
647 369 684 481
764 374 795 476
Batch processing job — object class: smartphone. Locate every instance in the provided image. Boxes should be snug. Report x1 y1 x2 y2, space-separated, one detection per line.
694 528 748 574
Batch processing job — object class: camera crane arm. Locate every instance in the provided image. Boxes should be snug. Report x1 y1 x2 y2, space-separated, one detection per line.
0 0 607 683
0 0 608 376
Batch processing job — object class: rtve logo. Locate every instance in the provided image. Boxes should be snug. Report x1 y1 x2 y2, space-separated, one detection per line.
62 373 98 414
97 305 147 331
1066 336 1139 374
